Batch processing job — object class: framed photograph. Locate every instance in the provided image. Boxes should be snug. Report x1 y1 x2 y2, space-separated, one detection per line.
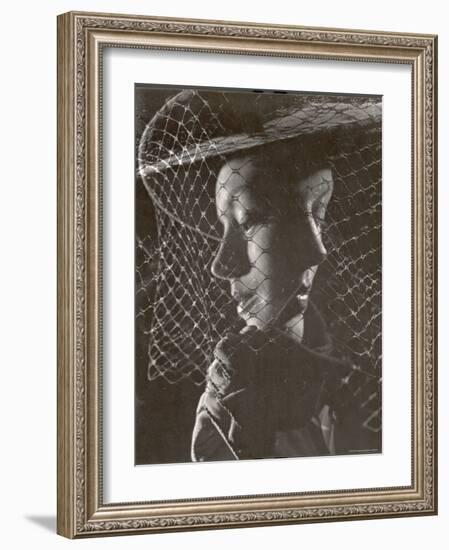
57 11 437 538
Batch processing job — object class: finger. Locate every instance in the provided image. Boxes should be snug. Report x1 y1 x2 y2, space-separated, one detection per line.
206 360 234 394
213 332 243 364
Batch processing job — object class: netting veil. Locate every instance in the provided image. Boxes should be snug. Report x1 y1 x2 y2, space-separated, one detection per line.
137 88 382 432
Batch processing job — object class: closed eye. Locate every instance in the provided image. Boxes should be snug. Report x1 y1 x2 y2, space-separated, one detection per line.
238 210 275 237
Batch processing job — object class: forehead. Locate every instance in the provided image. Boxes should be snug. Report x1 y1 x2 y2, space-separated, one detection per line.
215 156 261 211
216 155 258 190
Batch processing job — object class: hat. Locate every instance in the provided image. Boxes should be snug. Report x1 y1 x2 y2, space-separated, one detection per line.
138 88 382 177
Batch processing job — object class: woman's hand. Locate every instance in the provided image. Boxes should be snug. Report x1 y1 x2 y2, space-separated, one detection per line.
192 326 328 460
192 323 380 461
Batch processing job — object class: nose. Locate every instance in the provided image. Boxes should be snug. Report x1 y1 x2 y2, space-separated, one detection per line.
211 230 251 280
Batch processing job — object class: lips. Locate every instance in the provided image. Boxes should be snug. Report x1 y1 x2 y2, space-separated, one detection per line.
236 293 265 318
231 286 263 319
230 284 249 304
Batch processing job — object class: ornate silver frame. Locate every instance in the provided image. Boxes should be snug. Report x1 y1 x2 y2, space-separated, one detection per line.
57 11 437 538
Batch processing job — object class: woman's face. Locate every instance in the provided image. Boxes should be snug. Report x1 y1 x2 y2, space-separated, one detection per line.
212 152 333 330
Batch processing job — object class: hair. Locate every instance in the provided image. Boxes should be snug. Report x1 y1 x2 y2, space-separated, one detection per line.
219 135 334 222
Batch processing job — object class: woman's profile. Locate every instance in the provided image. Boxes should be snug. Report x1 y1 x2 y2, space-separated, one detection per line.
137 87 382 464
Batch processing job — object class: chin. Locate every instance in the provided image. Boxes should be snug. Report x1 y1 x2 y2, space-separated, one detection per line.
246 295 309 330
243 308 282 330
244 317 267 330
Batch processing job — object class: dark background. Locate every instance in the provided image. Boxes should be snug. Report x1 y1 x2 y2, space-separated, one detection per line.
134 85 382 465
135 87 204 464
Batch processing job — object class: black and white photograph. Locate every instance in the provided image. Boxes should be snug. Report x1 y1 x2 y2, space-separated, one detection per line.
135 85 382 465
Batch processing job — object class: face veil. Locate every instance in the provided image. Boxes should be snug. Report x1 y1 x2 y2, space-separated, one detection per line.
136 87 382 433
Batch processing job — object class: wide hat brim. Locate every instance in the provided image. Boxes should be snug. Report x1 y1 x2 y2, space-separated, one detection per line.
138 88 382 177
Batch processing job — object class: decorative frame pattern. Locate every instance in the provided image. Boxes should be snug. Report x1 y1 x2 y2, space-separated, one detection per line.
57 11 437 538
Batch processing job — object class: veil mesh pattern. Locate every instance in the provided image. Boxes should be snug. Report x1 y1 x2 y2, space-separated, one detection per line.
136 88 382 431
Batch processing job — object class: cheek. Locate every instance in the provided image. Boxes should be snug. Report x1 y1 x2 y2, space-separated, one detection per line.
246 223 309 293
246 225 289 277
248 223 283 250
247 225 279 264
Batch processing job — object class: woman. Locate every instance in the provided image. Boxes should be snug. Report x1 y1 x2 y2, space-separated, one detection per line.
191 140 373 461
138 88 382 464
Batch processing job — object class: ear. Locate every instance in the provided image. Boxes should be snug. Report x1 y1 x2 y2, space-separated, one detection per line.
294 168 334 224
290 168 334 266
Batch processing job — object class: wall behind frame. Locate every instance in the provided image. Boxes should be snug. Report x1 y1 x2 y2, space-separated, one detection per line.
0 0 445 549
